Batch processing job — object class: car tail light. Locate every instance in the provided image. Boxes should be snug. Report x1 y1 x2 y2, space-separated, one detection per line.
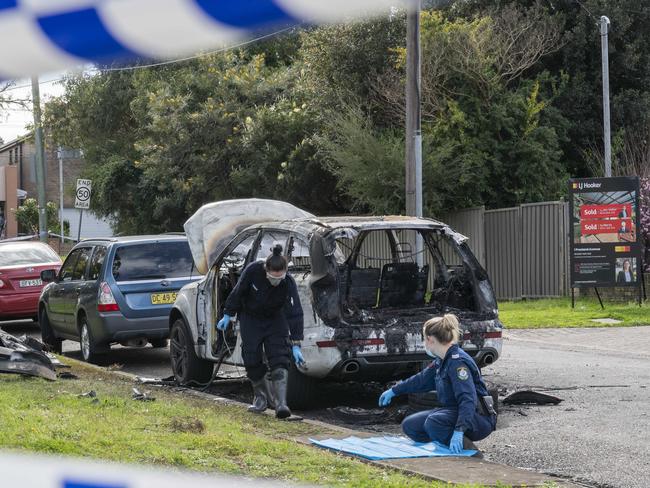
97 282 119 312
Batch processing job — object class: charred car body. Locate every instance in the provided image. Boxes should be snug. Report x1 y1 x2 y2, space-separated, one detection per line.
170 200 503 408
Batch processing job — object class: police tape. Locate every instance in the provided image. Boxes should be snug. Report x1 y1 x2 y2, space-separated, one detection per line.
0 451 299 488
0 0 407 78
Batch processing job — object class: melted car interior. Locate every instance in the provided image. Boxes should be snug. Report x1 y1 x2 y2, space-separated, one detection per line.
333 229 480 319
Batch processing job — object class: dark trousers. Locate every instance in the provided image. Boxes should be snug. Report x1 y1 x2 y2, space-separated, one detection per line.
402 407 495 445
239 312 291 381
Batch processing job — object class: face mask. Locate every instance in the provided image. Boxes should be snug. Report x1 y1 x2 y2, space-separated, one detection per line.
266 272 286 287
425 348 436 359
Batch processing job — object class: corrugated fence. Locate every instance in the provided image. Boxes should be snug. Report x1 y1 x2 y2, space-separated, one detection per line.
443 201 569 300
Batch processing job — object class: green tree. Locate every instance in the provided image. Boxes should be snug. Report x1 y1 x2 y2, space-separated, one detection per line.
14 199 66 235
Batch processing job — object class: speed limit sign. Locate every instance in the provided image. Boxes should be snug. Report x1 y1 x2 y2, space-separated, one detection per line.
75 179 92 209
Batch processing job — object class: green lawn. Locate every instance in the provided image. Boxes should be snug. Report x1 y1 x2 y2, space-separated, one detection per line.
499 298 650 329
0 361 459 488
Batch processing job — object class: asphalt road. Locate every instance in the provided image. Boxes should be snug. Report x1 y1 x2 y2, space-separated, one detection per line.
2 319 648 488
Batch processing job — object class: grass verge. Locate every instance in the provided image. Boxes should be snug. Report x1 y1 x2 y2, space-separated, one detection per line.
499 298 650 329
0 360 464 488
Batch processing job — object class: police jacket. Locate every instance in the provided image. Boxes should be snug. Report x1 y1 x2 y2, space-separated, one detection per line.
391 344 489 432
223 261 304 341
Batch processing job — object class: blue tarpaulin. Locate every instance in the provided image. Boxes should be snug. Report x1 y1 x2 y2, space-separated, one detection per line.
309 436 477 460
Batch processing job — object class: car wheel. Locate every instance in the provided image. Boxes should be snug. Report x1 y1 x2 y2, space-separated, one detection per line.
150 339 168 348
79 317 102 364
170 319 213 385
39 307 62 354
407 390 441 413
286 363 320 410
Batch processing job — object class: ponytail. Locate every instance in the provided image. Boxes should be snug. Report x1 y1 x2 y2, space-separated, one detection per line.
422 314 460 344
265 244 288 272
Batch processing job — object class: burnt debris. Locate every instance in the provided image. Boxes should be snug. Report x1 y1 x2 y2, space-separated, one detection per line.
0 328 57 381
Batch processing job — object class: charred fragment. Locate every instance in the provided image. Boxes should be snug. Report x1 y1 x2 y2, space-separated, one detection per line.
0 328 57 381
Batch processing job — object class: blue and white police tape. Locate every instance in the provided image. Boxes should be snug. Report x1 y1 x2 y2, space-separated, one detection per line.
0 0 406 78
0 451 306 488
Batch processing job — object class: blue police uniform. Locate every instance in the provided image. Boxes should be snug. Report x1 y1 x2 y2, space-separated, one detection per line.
392 344 496 444
224 261 304 381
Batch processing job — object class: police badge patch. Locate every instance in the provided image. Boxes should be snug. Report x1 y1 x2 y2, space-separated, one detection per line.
457 366 469 381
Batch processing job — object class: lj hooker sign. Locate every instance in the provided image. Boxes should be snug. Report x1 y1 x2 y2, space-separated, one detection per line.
569 177 641 288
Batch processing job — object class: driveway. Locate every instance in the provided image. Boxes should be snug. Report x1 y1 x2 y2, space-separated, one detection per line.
478 327 650 488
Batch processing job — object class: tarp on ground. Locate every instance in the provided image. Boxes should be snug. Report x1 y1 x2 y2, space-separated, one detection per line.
310 436 477 460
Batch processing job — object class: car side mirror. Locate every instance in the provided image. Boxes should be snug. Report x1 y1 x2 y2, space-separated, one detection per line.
41 269 58 283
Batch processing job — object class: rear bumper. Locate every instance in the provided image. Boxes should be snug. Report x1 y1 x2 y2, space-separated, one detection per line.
0 293 40 319
92 312 169 343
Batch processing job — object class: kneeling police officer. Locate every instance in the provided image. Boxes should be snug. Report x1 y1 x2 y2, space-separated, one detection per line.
217 244 304 419
379 314 496 452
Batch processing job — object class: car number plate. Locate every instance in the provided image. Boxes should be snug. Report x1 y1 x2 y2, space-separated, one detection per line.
19 279 42 288
151 292 177 305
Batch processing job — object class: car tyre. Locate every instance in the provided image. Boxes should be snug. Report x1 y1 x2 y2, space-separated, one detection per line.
170 319 213 385
407 390 441 413
150 338 168 348
39 306 62 354
286 363 320 410
79 316 103 364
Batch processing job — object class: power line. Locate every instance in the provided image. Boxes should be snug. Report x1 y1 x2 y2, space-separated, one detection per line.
573 0 598 22
2 26 296 92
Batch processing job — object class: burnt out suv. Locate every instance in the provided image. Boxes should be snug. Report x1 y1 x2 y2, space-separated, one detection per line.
170 200 503 408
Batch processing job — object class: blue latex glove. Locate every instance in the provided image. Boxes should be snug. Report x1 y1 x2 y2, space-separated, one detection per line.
449 431 464 454
378 388 395 407
216 314 231 331
292 345 305 365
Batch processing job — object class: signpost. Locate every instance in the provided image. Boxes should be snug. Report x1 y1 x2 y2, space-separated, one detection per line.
569 177 643 307
74 179 92 242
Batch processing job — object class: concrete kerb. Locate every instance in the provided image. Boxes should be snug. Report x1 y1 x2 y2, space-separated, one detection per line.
60 356 582 488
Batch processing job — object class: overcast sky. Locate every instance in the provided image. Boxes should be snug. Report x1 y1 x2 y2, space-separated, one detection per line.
0 73 66 144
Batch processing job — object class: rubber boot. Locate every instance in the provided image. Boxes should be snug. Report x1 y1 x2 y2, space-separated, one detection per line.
247 378 269 413
271 368 292 419
264 372 276 410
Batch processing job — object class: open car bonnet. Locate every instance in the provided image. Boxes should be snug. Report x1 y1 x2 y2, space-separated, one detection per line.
184 199 314 274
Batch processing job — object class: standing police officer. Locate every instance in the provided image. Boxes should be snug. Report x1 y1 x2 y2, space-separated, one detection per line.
378 314 496 453
217 244 304 419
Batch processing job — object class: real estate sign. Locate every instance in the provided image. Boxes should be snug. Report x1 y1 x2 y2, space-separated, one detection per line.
569 177 641 288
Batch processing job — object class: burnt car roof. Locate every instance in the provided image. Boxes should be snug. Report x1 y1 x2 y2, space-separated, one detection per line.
245 215 453 235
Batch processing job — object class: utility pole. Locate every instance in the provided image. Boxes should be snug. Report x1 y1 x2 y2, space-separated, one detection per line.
405 0 422 218
405 0 424 264
31 76 48 242
600 16 612 177
57 146 64 246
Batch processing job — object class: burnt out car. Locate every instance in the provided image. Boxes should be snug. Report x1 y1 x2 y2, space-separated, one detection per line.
170 200 502 408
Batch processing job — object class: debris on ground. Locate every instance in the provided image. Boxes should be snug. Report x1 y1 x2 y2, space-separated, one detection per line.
57 371 78 380
132 387 155 401
0 328 57 381
328 406 408 425
107 363 124 371
502 390 563 406
135 375 177 386
78 390 97 398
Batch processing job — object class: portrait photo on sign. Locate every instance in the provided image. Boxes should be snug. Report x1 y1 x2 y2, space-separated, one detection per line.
615 258 637 283
573 190 636 244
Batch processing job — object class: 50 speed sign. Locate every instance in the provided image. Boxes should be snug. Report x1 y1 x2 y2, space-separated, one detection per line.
75 179 92 209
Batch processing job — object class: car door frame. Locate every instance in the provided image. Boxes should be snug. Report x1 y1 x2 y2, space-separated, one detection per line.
47 248 82 330
60 246 94 337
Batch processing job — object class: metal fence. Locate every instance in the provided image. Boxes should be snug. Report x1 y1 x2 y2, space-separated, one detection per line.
443 201 569 300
